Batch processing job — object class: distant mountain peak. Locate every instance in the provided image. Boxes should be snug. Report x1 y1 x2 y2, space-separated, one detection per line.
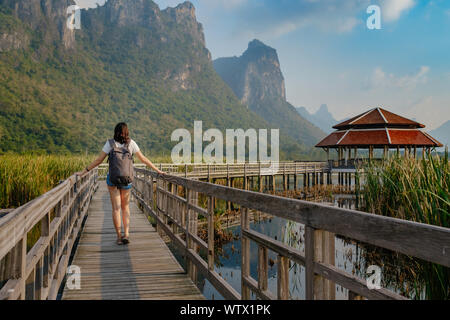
213 40 325 148
248 39 267 49
295 104 338 134
429 120 450 148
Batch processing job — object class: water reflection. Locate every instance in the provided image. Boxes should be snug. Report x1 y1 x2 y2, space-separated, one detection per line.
168 191 424 300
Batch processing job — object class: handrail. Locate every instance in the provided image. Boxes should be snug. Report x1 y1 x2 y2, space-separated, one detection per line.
132 167 450 300
99 161 330 179
0 169 99 300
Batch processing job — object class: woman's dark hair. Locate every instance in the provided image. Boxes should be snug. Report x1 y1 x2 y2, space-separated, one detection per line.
114 122 130 144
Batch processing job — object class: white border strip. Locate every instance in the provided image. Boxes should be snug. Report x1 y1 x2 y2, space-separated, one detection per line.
336 130 350 145
385 128 392 144
377 107 388 123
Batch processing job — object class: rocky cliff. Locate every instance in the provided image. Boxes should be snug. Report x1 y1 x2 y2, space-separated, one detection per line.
214 39 325 147
0 0 316 158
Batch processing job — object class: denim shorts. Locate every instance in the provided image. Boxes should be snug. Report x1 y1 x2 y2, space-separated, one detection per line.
106 174 132 190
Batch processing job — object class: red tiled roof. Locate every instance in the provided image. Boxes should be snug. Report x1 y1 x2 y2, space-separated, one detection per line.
315 131 346 147
388 130 442 146
333 108 425 129
316 129 443 148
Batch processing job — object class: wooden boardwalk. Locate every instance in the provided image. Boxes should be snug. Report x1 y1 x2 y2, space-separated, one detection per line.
62 182 204 300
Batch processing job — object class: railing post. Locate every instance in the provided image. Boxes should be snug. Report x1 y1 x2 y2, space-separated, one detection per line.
314 230 336 300
207 196 214 271
305 226 335 300
17 236 27 300
226 164 231 211
305 226 314 300
243 164 247 190
186 187 198 283
277 254 289 300
258 245 268 293
258 162 262 192
149 174 154 210
41 212 50 297
241 207 250 299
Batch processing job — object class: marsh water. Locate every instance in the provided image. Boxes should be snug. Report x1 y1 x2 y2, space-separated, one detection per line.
168 174 423 300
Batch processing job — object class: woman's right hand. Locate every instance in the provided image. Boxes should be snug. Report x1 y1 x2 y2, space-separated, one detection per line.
75 169 87 177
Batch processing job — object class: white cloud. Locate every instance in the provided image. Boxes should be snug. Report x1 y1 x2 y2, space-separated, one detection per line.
368 66 430 89
381 0 416 22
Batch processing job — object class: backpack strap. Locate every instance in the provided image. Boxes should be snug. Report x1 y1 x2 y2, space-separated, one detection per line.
125 140 133 154
125 140 134 162
108 139 116 152
106 139 115 164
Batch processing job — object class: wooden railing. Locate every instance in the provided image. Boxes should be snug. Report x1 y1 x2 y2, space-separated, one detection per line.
99 161 330 180
132 168 450 300
0 169 98 300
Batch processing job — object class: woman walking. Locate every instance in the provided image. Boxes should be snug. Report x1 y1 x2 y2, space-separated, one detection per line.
76 122 164 245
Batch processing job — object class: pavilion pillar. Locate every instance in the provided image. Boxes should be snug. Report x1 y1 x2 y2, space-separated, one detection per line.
347 148 351 167
344 147 348 167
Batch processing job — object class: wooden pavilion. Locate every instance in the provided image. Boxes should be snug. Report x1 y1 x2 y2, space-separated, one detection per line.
316 107 443 167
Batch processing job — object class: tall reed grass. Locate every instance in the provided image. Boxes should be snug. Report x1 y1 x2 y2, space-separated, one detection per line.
0 155 92 209
360 149 449 299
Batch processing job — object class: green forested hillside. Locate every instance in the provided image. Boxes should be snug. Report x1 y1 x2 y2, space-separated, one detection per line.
0 0 324 160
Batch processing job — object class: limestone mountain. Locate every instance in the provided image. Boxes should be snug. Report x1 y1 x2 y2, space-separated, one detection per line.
0 0 315 158
214 39 326 147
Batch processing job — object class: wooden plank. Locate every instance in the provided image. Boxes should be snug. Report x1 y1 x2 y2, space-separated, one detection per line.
62 183 204 300
243 229 305 266
243 275 276 300
314 262 406 300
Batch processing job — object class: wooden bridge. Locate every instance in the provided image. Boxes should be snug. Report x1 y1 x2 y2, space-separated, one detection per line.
1 162 449 300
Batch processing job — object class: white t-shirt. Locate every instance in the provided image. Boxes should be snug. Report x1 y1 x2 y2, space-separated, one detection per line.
102 139 140 155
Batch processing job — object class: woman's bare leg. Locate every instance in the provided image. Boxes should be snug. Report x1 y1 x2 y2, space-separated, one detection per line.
108 186 122 240
120 189 131 238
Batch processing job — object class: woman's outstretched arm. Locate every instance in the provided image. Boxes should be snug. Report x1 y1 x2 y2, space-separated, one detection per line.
76 151 108 176
135 151 164 174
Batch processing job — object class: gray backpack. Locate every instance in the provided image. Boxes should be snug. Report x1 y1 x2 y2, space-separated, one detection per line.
108 139 134 186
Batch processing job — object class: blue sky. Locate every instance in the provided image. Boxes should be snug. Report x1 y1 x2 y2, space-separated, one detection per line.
79 0 450 130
